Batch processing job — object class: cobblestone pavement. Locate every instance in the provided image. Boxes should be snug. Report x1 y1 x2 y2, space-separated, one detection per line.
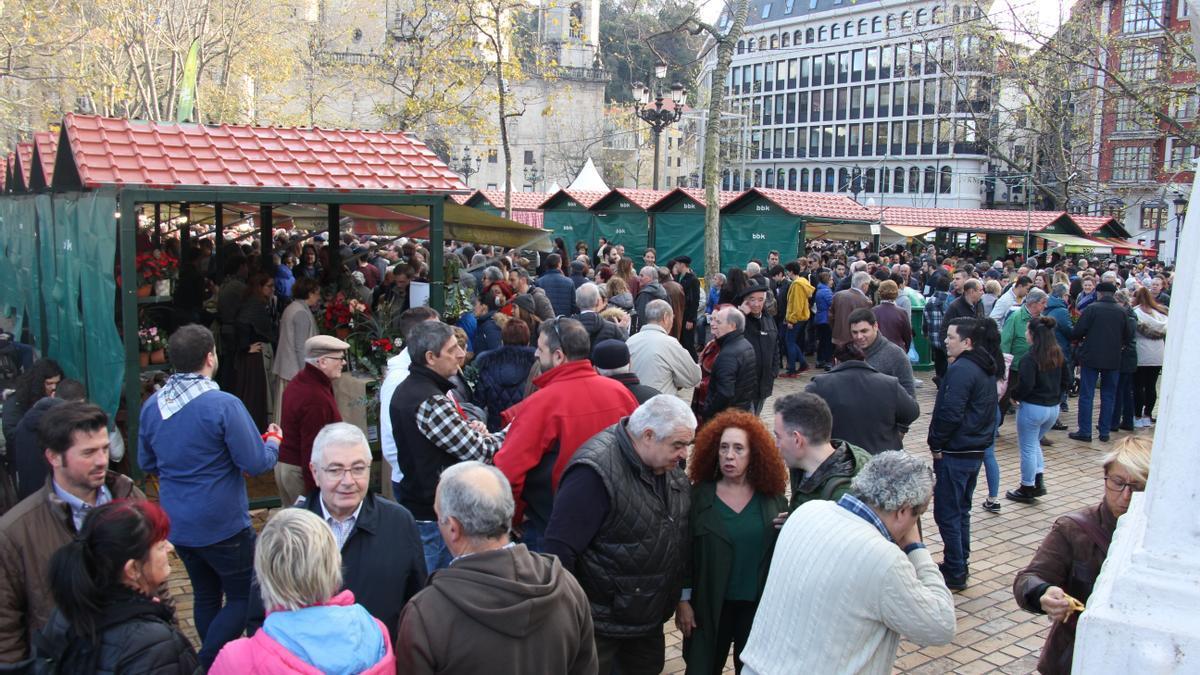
164 367 1141 674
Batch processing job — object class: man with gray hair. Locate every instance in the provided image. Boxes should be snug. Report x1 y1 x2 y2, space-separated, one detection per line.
545 395 695 675
740 451 955 674
248 423 427 639
704 306 758 419
277 334 349 508
573 282 625 349
829 271 873 348
627 298 701 396
1001 287 1048 369
397 462 597 675
633 265 669 332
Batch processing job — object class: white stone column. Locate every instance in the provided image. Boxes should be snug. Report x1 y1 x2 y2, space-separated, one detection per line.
1073 11 1200 668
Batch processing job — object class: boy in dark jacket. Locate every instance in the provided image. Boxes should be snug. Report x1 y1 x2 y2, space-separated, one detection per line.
928 317 997 590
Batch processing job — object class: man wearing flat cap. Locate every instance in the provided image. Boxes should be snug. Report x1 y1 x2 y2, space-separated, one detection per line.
277 334 349 506
592 339 660 403
738 280 779 415
672 256 701 359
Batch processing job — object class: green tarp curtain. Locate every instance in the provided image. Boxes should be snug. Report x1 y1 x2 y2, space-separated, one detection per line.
543 210 596 254
653 212 706 277
0 197 41 345
76 193 123 417
719 212 803 268
593 211 648 263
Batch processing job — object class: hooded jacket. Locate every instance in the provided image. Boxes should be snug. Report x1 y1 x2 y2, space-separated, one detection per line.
787 441 873 512
473 345 537 431
1045 296 1074 356
397 544 597 675
927 348 998 456
574 311 626 350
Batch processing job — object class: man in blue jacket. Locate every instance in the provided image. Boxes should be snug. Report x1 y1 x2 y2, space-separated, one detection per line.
536 253 576 317
927 317 997 591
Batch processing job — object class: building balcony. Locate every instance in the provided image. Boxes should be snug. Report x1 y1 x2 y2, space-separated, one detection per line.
319 51 382 67
529 64 612 83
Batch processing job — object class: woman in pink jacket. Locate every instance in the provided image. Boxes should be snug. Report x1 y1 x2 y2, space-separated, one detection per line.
210 508 395 675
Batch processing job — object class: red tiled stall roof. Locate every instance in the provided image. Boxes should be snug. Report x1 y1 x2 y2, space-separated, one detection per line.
32 131 57 185
1072 215 1118 234
60 113 468 192
474 190 550 211
882 206 1069 233
671 187 744 209
737 188 875 220
597 189 672 210
15 142 34 186
538 189 609 210
450 192 474 204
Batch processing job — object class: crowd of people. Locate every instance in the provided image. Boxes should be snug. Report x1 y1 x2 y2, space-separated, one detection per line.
0 229 1171 674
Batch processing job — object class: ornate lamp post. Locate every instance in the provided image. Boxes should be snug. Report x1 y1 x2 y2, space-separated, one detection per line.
523 165 544 191
632 61 686 191
455 146 482 185
1173 194 1188 264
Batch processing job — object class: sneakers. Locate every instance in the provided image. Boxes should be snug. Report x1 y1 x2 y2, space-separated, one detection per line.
981 498 1002 513
1135 417 1153 428
1006 484 1039 503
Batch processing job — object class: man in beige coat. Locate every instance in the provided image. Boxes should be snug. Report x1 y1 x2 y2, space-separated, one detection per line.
627 299 701 397
271 277 319 422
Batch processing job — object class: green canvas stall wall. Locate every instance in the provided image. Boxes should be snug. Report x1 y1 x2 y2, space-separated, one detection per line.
592 197 650 263
0 197 41 341
650 196 706 277
720 196 804 268
542 201 597 255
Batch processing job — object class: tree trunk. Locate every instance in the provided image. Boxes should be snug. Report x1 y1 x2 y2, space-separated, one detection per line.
702 0 750 277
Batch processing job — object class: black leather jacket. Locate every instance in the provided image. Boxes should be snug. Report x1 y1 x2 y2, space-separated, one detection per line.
704 329 758 418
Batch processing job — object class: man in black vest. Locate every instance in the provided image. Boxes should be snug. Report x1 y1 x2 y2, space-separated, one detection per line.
544 395 695 675
390 320 506 574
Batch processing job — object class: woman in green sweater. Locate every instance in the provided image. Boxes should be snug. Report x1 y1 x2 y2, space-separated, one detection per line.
676 409 789 674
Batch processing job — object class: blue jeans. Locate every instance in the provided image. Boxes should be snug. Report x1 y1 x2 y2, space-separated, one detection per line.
785 321 808 372
1077 367 1118 437
417 520 453 574
175 527 256 667
982 405 1001 499
933 454 983 580
1017 402 1059 486
1112 371 1135 428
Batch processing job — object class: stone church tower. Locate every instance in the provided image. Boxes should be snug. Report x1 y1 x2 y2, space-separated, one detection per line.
539 0 601 70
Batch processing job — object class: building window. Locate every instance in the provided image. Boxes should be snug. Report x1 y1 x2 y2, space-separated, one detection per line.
939 166 952 193
894 167 905 192
1142 205 1168 231
800 168 810 190
924 166 936 193
762 3 772 19
1168 139 1197 170
1115 98 1157 132
1174 90 1199 119
1111 146 1153 181
909 166 921 193
1122 0 1164 33
785 0 795 13
1119 46 1160 80
782 32 791 47
524 150 535 165
487 149 498 163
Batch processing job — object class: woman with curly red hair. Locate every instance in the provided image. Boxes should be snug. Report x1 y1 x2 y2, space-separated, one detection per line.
676 410 789 674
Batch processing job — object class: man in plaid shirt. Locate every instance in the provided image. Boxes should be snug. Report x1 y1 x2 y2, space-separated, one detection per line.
390 320 506 573
923 275 952 381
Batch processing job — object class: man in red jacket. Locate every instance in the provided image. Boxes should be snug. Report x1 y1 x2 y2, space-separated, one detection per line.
276 335 347 507
494 317 638 552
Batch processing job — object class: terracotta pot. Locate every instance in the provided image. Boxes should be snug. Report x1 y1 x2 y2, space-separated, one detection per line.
150 349 166 364
335 327 351 340
140 352 150 367
136 284 152 298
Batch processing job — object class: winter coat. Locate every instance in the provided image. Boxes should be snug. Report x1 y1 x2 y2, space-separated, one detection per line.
493 360 638 529
1119 308 1138 374
806 361 919 456
212 591 395 675
278 364 342 493
927 348 998 456
473 345 537 431
785 276 814 323
1011 354 1071 407
1014 501 1117 675
0 473 143 662
682 482 788 674
1071 296 1133 371
35 589 201 675
1133 306 1167 367
813 283 833 324
537 269 577 317
11 398 64 501
942 295 983 346
703 329 757 418
574 311 626 350
398 545 596 675
273 299 317 382
634 281 670 332
829 288 872 346
274 264 296 306
1045 296 1074 358
743 312 780 400
474 311 503 354
874 301 913 351
691 339 721 423
788 441 872 512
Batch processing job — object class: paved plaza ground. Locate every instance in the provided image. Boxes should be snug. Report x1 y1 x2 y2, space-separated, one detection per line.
164 367 1138 674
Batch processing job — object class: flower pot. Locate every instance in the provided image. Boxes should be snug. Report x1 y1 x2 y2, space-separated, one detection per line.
335 327 351 340
136 285 152 298
140 352 150 368
154 279 171 297
150 349 166 364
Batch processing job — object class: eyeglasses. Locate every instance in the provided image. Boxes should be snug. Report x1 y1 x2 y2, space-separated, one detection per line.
548 315 565 349
1104 475 1145 494
322 464 369 480
321 354 348 364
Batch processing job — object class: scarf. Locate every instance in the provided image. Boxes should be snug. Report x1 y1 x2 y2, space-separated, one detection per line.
157 373 219 420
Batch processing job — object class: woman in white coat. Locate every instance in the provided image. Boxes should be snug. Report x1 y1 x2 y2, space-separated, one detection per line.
1131 286 1167 428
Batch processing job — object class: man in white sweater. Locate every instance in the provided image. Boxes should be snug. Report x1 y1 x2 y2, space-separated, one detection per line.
740 451 956 674
627 299 701 396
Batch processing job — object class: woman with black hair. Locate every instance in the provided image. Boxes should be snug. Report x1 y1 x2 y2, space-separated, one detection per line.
36 500 201 673
232 273 279 431
2 358 63 450
971 318 1007 514
718 267 750 306
1006 316 1071 503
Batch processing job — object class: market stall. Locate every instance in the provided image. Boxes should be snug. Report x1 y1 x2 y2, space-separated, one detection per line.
720 188 875 265
588 188 668 262
647 188 742 278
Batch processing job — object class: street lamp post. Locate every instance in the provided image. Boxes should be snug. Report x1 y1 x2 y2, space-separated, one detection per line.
1174 194 1188 264
523 165 543 192
455 146 482 186
632 61 686 191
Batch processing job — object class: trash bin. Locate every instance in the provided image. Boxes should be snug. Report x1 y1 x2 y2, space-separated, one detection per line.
909 302 933 372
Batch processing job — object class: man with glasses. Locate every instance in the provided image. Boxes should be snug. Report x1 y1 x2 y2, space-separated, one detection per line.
276 335 350 508
245 422 426 641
